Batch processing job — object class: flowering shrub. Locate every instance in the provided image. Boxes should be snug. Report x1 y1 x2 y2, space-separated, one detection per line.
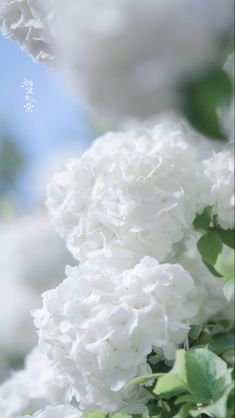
0 1 234 418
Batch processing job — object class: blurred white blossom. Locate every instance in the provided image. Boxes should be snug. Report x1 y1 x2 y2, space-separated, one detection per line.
0 0 55 65
18 404 84 418
0 212 73 377
204 150 234 230
56 0 234 120
0 347 66 418
171 235 234 324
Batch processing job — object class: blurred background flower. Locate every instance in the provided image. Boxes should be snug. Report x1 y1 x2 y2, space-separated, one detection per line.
0 33 93 380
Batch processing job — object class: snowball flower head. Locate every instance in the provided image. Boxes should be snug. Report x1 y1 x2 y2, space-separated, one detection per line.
204 150 234 229
34 257 197 412
19 405 83 418
56 0 234 120
0 0 55 65
46 121 207 269
0 348 66 418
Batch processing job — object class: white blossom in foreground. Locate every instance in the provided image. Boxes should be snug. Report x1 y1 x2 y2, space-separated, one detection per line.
204 150 234 230
34 257 197 412
18 405 84 418
0 0 54 65
0 212 72 376
46 121 207 268
56 0 234 120
0 348 66 418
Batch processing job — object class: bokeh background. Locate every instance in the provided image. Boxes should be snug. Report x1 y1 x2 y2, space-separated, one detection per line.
0 34 94 380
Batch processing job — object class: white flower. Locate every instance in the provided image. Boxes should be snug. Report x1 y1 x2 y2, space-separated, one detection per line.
0 348 66 418
18 404 83 418
171 235 234 324
0 212 73 376
203 150 234 229
33 257 197 412
0 0 55 65
0 212 73 292
46 120 207 268
56 0 234 120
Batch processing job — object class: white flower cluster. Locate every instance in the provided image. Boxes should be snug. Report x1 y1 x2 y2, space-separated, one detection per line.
34 256 197 412
204 150 234 230
46 121 207 268
0 212 73 377
0 0 54 65
19 405 82 418
0 348 66 418
1 1 233 120
38 119 234 413
56 0 234 120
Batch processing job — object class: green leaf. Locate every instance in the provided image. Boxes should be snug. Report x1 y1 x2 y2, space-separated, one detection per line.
197 231 222 266
126 373 164 387
223 278 235 301
173 404 192 418
153 350 188 398
218 228 235 249
210 332 235 355
185 348 232 402
85 412 108 418
190 384 234 418
204 262 223 278
193 207 212 231
182 68 232 140
189 325 202 340
147 401 162 417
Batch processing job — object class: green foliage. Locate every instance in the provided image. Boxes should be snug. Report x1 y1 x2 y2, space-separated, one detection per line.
197 231 222 266
210 331 235 355
194 209 234 279
193 207 212 232
153 350 187 399
189 324 202 340
181 68 232 140
127 373 164 387
85 412 108 418
152 348 233 418
218 228 235 249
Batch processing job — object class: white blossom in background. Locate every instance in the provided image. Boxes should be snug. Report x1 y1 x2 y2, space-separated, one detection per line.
0 212 72 293
1 0 233 121
0 0 55 65
56 0 234 120
34 257 197 412
0 348 66 418
18 404 84 418
0 212 73 377
46 120 208 268
171 236 234 324
204 150 234 230
0 276 38 376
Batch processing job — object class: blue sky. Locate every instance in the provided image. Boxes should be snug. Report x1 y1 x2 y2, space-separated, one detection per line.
0 34 94 207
